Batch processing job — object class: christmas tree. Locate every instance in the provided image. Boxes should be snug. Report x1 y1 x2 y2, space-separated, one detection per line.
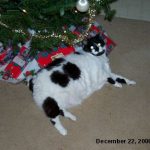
0 0 117 51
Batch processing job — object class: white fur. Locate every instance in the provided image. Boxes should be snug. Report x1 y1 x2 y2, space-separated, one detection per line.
32 52 110 109
31 49 136 135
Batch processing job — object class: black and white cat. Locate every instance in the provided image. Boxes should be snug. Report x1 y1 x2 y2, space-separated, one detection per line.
28 34 136 135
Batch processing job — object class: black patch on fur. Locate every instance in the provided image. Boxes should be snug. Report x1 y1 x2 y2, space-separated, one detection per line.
63 62 81 80
29 79 33 92
45 58 64 70
50 120 56 125
51 71 69 87
42 97 60 118
107 77 115 84
74 52 81 55
60 110 64 116
116 78 126 84
96 50 105 56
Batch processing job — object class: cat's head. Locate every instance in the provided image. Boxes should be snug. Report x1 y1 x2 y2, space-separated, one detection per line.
83 34 106 56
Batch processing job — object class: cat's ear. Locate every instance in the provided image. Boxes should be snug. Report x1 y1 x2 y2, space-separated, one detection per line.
88 34 100 43
94 34 106 46
95 34 104 41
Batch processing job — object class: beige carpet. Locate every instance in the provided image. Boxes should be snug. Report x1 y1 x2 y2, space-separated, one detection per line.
0 17 150 150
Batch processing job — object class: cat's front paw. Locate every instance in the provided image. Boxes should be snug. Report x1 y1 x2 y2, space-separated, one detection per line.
70 114 77 121
63 110 77 121
114 82 122 88
59 128 67 136
128 80 136 85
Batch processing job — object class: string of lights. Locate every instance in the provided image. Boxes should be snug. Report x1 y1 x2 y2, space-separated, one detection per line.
0 1 97 46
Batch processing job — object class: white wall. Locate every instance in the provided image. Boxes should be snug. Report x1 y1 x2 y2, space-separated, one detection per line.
111 0 150 21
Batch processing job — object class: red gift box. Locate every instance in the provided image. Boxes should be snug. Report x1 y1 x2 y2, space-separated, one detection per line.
3 55 29 79
3 41 32 79
0 46 13 65
36 46 75 68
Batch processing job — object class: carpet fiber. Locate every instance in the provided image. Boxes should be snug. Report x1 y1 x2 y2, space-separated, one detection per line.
0 17 150 150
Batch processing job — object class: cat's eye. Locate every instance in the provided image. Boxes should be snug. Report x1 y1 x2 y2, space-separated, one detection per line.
90 46 94 49
97 43 101 47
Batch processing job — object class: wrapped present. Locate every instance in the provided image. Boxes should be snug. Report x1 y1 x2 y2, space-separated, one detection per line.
4 55 31 79
36 44 75 68
0 58 40 83
19 59 40 80
0 62 22 83
2 40 32 81
0 45 13 66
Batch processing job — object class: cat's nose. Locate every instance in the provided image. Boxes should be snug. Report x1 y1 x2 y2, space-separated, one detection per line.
94 47 99 52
